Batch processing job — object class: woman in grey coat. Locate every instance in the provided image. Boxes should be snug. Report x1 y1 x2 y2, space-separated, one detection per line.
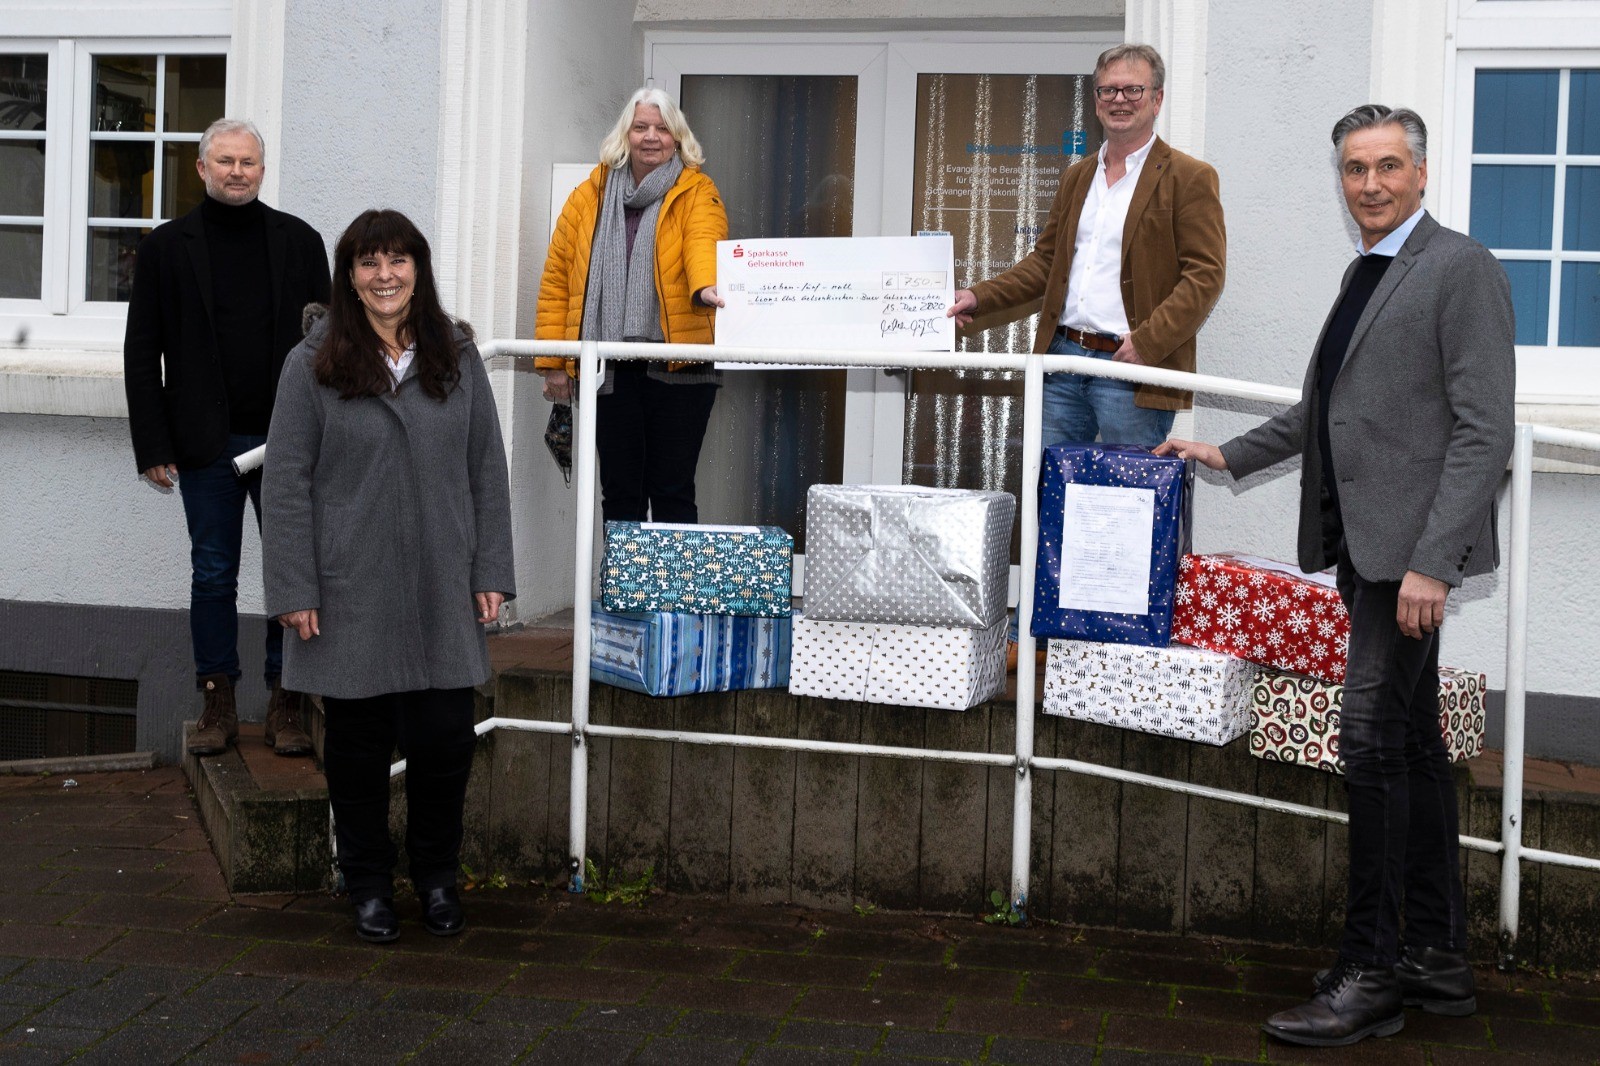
263 209 515 944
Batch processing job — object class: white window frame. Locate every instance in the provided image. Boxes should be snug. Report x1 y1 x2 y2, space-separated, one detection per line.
1445 1 1600 404
0 36 228 351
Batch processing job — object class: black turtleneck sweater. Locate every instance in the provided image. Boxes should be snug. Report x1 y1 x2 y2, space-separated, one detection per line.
1316 252 1393 512
200 196 275 434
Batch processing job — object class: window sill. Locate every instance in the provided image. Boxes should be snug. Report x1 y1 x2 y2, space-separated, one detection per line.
0 349 128 418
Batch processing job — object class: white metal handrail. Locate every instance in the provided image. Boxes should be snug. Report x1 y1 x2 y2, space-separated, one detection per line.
253 335 1600 968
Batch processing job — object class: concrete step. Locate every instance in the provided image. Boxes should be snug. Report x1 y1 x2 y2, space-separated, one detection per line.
181 719 333 893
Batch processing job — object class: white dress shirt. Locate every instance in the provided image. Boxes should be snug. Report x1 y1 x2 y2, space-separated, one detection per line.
386 344 415 390
1061 132 1157 335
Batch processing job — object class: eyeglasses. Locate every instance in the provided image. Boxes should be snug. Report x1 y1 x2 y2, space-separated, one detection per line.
1094 85 1148 101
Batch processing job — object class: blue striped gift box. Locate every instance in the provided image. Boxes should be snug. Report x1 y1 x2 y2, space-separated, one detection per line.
589 602 792 697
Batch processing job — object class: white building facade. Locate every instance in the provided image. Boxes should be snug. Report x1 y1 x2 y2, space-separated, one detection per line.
1 0 1596 763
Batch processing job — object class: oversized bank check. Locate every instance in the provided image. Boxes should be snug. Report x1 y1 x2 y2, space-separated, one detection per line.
714 235 955 355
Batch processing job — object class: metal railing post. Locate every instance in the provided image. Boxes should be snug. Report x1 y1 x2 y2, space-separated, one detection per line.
1497 423 1534 969
567 339 603 893
1010 348 1045 918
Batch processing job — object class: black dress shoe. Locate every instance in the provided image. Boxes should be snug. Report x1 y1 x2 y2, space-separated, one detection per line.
1396 945 1476 1015
1312 944 1477 1016
353 897 400 944
1264 959 1404 1048
420 886 465 936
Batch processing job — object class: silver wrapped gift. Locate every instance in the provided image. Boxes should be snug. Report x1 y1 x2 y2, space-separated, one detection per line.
802 484 1015 628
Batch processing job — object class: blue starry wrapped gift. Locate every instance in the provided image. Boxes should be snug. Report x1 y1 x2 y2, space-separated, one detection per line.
590 602 792 697
1031 443 1192 647
601 522 793 616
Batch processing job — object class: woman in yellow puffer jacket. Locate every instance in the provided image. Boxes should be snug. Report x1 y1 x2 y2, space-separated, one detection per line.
535 86 729 523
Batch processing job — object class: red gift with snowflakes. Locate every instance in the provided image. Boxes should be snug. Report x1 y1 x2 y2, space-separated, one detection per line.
1172 553 1350 684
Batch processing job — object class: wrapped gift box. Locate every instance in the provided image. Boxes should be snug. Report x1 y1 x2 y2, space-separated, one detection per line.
788 614 1007 711
802 484 1015 629
1042 638 1256 745
601 521 792 617
1172 553 1349 684
1032 444 1192 646
590 602 791 697
1250 665 1487 773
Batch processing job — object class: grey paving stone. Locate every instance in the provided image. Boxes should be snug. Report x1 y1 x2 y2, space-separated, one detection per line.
234 999 348 1033
186 1026 313 1064
10 960 116 988
28 984 158 1029
72 1024 209 1064
377 986 485 1017
2 1022 99 1050
521 1027 645 1063
882 1027 990 1059
284 979 389 1012
189 973 298 1002
312 1009 444 1057
1098 1052 1205 1066
988 1036 1098 1065
0 1003 35 1028
778 1018 884 1050
0 957 29 980
0 983 58 1007
746 1046 860 1066
101 965 203 998
571 1001 679 1033
634 1033 749 1065
0 1045 69 1066
673 1008 781 1042
130 993 252 1030
404 1018 536 1063
469 995 577 1029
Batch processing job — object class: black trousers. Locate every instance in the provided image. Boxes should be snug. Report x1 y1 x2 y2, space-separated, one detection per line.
1334 539 1468 966
595 361 718 523
322 688 477 903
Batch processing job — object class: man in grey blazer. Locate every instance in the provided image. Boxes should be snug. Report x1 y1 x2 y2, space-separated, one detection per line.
1160 105 1515 1048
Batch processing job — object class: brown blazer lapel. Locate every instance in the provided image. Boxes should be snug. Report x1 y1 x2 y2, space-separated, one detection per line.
1120 137 1170 262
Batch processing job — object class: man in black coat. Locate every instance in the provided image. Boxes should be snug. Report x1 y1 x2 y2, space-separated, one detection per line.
123 117 331 757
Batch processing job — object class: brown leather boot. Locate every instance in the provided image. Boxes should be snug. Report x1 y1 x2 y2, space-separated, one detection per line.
265 680 314 757
187 674 238 755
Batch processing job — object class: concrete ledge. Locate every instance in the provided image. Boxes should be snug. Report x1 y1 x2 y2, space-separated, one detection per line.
182 720 332 893
0 350 129 417
0 751 158 775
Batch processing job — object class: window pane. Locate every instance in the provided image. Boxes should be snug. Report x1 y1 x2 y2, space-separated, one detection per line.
1570 70 1600 156
94 56 157 133
0 54 48 131
86 226 146 301
0 224 44 299
1565 166 1600 252
1474 70 1557 154
678 74 855 546
164 55 225 133
0 140 46 215
162 141 204 218
1560 262 1600 346
91 142 154 219
1470 165 1554 249
1501 260 1550 346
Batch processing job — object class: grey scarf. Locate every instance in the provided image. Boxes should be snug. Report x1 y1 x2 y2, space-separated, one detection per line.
582 156 682 354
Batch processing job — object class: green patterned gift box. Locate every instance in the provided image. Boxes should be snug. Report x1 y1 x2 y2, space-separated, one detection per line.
601 521 793 617
1250 666 1487 773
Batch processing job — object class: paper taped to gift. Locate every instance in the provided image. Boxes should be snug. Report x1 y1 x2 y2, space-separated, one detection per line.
590 602 791 697
1249 665 1487 773
1172 553 1349 683
802 484 1015 628
788 613 1007 711
601 521 793 616
1042 638 1256 745
1032 444 1192 647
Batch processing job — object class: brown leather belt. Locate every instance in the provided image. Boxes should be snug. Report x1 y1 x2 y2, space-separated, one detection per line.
1057 326 1121 353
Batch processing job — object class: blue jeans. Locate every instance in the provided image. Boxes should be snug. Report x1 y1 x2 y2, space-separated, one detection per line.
177 433 282 689
1334 538 1466 966
1041 333 1175 449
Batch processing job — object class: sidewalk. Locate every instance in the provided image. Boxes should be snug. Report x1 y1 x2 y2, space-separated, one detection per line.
2 767 1597 1064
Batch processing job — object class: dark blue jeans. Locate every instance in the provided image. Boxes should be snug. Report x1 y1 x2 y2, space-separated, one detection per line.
177 433 282 689
1335 540 1467 967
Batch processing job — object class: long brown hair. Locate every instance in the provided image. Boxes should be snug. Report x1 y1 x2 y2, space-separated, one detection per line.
314 209 471 401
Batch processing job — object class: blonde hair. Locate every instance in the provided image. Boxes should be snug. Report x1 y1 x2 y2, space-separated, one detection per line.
598 87 706 170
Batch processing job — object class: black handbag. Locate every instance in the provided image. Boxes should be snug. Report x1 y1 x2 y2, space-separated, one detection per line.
545 403 573 484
